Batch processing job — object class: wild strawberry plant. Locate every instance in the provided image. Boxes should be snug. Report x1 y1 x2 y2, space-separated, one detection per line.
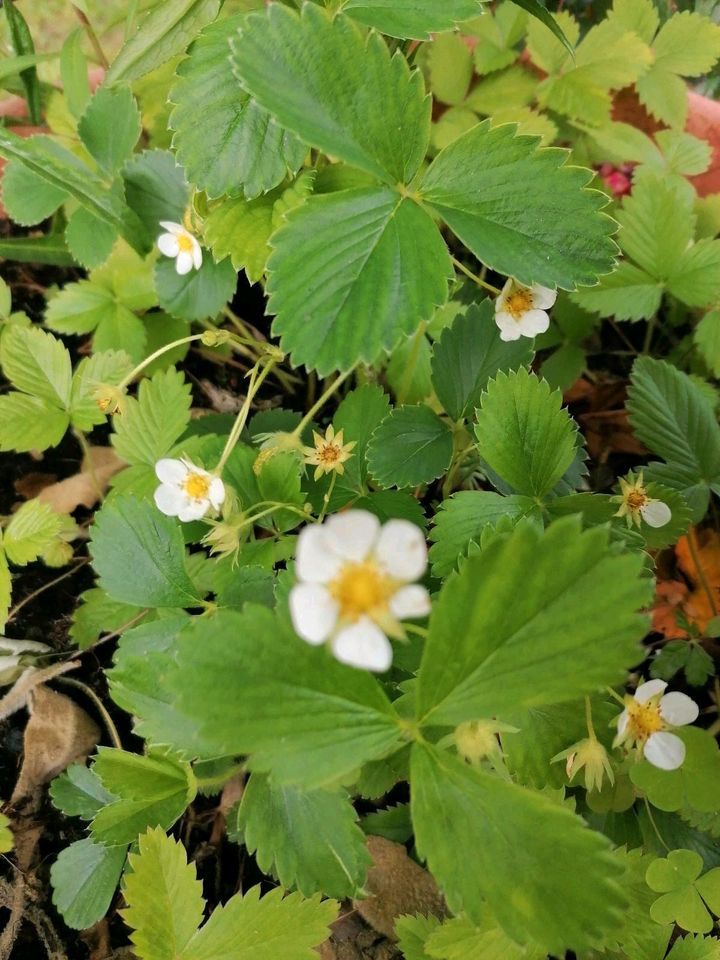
1 0 720 958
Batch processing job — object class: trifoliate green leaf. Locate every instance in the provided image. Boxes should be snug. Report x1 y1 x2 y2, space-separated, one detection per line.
112 367 192 466
106 0 221 84
343 0 483 39
630 728 720 813
333 384 392 494
171 15 305 199
231 4 430 185
204 191 278 282
237 773 370 898
361 803 413 843
50 764 117 820
91 748 195 846
121 827 205 959
154 255 237 323
431 300 533 421
78 84 142 175
651 12 720 77
421 121 617 289
50 838 127 930
526 10 580 75
410 742 625 952
168 607 404 787
646 850 720 934
428 491 539 577
90 495 202 608
667 241 720 309
606 0 659 45
267 186 451 374
385 329 434 405
417 517 651 728
3 499 65 566
367 405 453 489
474 368 578 498
45 280 118 335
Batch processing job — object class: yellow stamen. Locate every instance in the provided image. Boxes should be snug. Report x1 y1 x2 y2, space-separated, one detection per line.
183 472 210 500
177 232 194 253
625 698 664 742
505 289 534 320
329 561 394 621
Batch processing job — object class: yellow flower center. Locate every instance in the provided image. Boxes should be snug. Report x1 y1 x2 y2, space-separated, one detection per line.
183 472 211 500
626 488 649 512
177 233 194 253
318 442 342 465
329 561 394 621
626 699 664 742
506 289 534 319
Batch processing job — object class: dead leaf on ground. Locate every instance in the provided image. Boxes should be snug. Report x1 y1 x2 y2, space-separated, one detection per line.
36 447 126 514
566 377 647 462
11 683 100 803
652 528 720 637
354 836 446 941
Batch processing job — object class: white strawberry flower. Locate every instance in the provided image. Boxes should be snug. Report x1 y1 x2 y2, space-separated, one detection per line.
289 510 431 673
156 221 202 275
614 679 699 771
154 458 225 522
495 278 557 342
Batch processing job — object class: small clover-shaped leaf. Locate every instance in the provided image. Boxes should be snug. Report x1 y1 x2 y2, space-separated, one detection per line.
646 850 720 934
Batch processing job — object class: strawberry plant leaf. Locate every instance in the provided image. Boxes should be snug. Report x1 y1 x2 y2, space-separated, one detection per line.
367 405 453 489
231 4 430 185
417 517 651 727
268 186 451 374
421 121 617 289
171 15 306 200
410 742 626 952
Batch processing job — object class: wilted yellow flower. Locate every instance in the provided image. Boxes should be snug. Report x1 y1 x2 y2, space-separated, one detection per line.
303 425 356 481
614 472 671 529
454 719 516 765
552 737 615 794
93 384 126 416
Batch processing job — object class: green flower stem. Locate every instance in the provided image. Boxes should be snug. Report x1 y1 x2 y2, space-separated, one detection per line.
451 255 501 296
215 359 277 475
585 696 597 740
318 471 338 524
292 367 355 438
117 333 208 391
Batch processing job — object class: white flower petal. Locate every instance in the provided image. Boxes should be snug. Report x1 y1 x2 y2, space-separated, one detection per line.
177 499 210 522
155 458 188 485
157 233 180 258
191 240 203 270
295 524 344 583
331 617 393 673
635 678 668 703
324 510 380 562
159 221 184 234
660 691 699 727
289 583 338 645
644 731 686 770
176 250 194 275
389 584 431 620
375 520 427 581
516 308 550 338
640 499 672 528
616 709 629 736
208 476 225 510
530 284 557 310
154 483 184 517
497 322 522 342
